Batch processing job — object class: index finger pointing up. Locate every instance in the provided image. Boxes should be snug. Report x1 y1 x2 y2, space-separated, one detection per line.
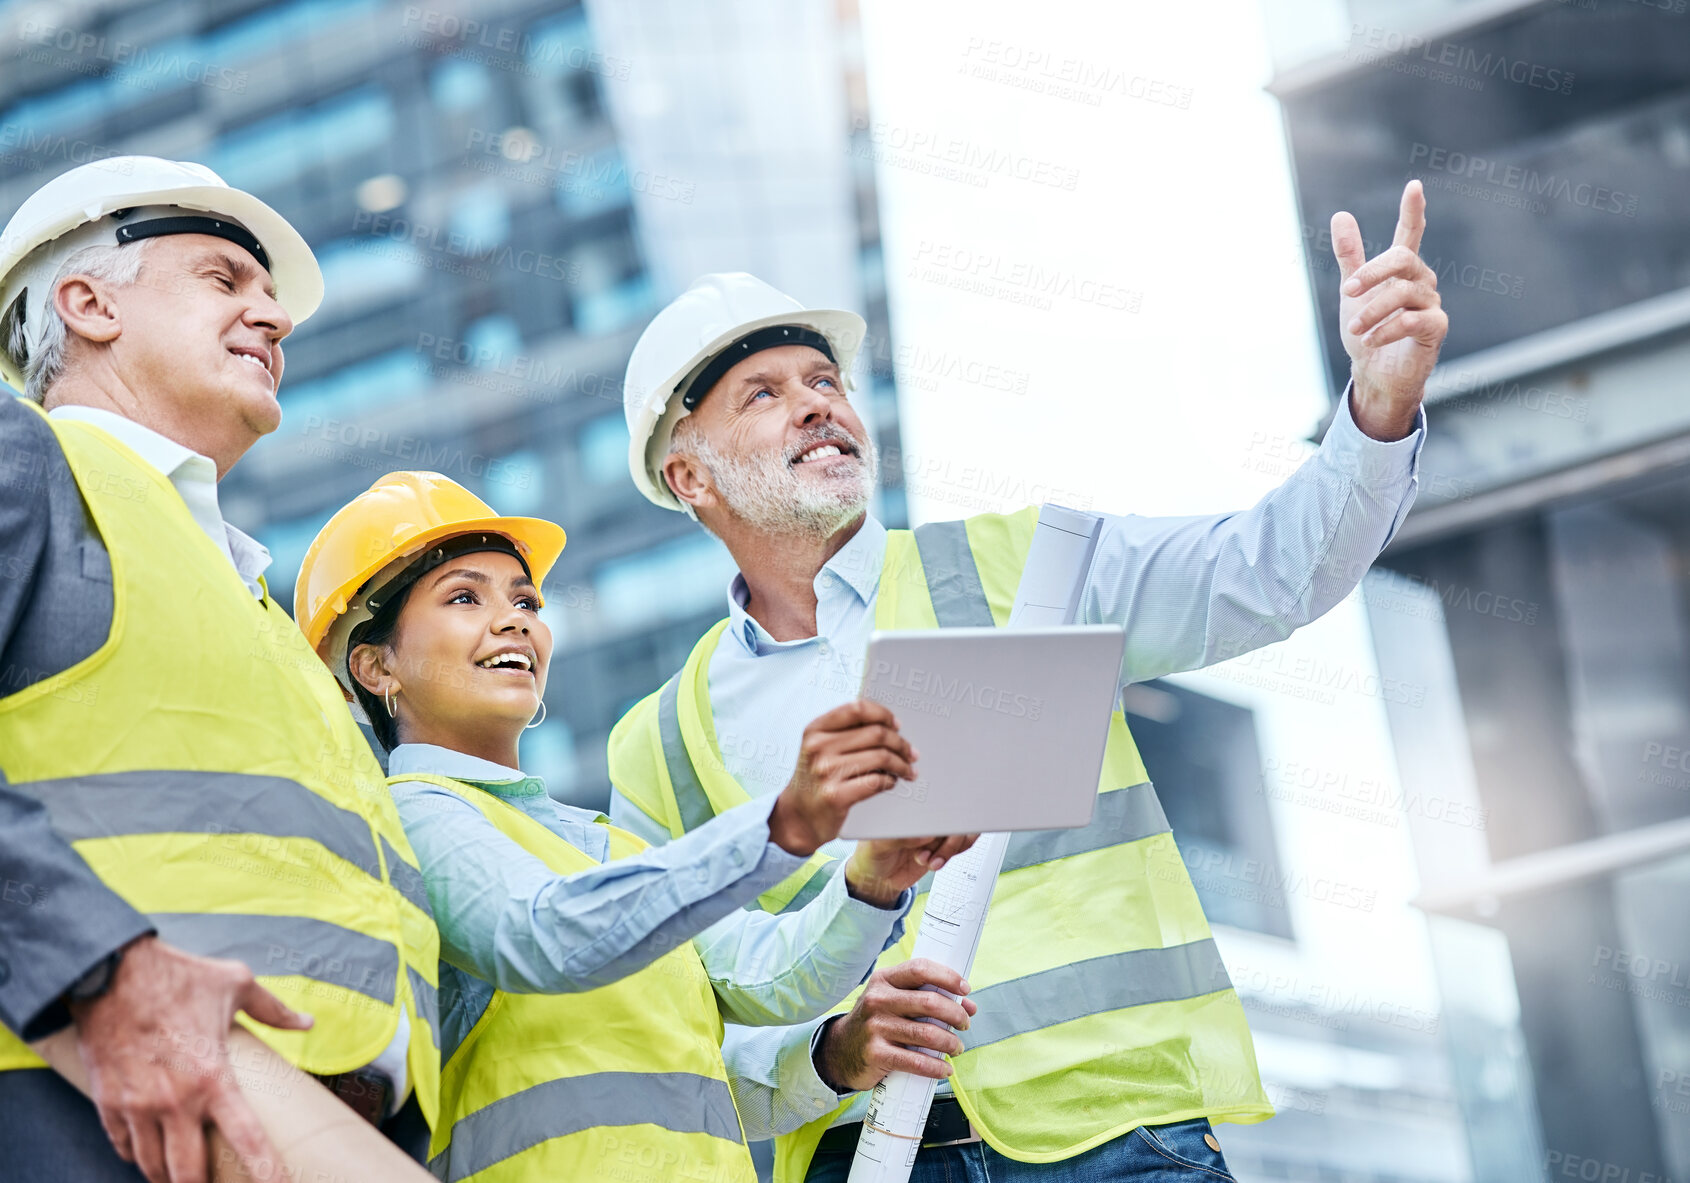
1392 179 1427 254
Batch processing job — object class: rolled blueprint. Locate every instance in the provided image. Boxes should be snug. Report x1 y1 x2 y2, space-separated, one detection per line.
846 831 1010 1180
847 505 1104 1183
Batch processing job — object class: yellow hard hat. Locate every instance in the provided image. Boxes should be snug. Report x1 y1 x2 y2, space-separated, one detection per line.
296 471 566 694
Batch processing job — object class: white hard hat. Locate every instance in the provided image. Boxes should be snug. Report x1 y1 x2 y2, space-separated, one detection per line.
0 156 323 390
624 272 867 511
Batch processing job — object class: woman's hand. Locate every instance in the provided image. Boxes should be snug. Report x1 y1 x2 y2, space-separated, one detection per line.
768 700 918 858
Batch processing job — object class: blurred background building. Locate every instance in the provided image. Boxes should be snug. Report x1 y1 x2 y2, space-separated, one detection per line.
1266 1 1690 1180
0 0 905 802
6 1 1688 1181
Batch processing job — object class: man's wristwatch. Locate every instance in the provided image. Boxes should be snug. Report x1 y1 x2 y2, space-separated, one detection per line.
65 949 125 1005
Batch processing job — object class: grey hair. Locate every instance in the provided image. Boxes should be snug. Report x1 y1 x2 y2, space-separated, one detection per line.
666 412 701 462
5 240 151 403
666 414 705 525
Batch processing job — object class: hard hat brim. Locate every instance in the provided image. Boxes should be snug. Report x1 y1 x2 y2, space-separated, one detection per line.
308 513 568 700
629 306 868 510
304 513 567 655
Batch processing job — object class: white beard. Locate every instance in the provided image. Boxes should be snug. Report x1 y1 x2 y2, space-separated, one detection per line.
691 426 880 539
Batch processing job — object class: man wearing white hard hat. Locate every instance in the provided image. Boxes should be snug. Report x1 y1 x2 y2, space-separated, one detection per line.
608 181 1447 1182
0 158 440 1183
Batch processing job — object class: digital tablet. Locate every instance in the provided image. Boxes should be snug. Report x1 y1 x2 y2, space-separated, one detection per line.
839 625 1128 840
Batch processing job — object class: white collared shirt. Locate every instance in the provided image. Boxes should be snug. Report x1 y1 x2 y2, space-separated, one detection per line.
47 405 271 599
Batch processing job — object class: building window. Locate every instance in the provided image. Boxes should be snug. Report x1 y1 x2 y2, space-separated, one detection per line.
555 148 632 218
314 234 423 316
1123 680 1291 939
450 183 510 250
279 348 428 424
594 535 737 633
463 315 523 369
431 59 492 113
525 8 605 121
578 414 630 486
203 0 381 66
212 84 395 193
3 79 106 136
573 273 655 336
493 450 546 514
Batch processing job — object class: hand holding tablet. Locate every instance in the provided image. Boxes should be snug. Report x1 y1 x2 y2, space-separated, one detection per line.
840 625 1128 840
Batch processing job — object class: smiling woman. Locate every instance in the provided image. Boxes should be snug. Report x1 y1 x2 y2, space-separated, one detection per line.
291 469 967 1183
294 470 566 760
347 545 553 764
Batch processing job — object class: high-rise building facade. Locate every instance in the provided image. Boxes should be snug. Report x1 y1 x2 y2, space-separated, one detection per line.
0 0 905 807
1265 2 1690 1179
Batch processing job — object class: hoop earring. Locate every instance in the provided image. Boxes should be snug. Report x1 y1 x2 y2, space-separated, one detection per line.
526 700 547 730
385 686 399 718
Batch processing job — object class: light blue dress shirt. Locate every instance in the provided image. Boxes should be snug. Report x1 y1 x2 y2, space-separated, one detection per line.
386 743 909 1139
608 390 1426 1133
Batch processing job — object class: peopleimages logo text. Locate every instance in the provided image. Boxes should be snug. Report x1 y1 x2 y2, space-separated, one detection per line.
1349 26 1574 94
869 660 1044 720
17 20 248 93
1411 143 1638 217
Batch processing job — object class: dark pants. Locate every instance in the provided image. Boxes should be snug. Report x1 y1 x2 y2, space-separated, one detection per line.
0 1067 429 1180
806 1118 1236 1183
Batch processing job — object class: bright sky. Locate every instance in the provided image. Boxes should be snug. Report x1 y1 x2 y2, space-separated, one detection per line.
857 0 1453 1040
859 0 1336 522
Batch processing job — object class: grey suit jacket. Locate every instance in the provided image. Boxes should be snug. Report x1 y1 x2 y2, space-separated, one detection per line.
0 395 153 1040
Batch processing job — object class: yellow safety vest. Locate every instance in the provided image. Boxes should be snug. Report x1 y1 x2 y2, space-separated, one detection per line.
608 508 1273 1176
399 773 756 1183
0 409 440 1131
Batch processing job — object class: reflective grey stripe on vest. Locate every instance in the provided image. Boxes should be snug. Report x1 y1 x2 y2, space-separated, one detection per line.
658 674 717 834
963 938 1233 1051
152 913 399 1004
912 520 996 627
999 782 1169 875
432 1071 743 1181
408 966 440 1047
381 835 433 917
892 787 1169 907
656 669 836 917
27 769 384 884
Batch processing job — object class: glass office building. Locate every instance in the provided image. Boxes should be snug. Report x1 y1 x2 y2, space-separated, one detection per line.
1264 2 1690 1179
0 0 906 806
1124 642 1485 1182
